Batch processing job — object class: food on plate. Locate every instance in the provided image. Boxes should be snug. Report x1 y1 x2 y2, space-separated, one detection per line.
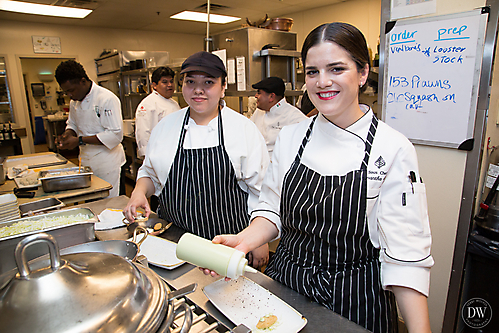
17 177 39 186
153 222 162 231
9 164 28 178
256 314 278 330
0 213 93 238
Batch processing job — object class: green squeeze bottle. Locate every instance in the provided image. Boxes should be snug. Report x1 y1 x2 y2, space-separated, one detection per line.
176 233 258 279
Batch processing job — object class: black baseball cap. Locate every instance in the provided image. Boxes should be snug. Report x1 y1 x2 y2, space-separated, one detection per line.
252 77 285 97
180 51 227 77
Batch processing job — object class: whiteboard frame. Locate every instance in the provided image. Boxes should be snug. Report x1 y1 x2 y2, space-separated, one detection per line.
381 9 489 149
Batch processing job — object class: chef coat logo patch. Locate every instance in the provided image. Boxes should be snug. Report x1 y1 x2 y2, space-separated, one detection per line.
462 298 492 329
374 156 386 169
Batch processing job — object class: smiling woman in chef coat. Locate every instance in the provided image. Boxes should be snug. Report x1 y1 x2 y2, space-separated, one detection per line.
205 23 434 333
123 51 270 266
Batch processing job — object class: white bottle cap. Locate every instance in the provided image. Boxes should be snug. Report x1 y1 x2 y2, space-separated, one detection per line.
226 250 244 279
225 250 260 279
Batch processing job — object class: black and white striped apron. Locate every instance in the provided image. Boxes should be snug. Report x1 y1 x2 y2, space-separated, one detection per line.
265 115 397 333
157 108 250 240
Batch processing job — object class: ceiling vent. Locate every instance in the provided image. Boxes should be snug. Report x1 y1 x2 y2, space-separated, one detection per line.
194 3 231 12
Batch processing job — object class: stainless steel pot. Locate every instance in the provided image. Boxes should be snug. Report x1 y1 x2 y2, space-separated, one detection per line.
61 239 140 261
0 233 195 333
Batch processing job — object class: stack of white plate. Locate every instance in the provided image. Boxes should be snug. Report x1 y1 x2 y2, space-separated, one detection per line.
0 194 21 223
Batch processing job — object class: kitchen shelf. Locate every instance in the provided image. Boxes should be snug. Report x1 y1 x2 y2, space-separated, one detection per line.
124 93 148 98
0 57 14 123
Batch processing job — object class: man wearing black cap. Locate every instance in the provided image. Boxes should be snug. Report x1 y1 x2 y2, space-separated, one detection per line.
251 77 307 159
124 51 270 268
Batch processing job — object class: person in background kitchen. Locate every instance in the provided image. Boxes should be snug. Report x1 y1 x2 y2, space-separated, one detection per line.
251 76 307 159
123 51 270 268
135 66 180 158
204 23 433 333
55 59 125 198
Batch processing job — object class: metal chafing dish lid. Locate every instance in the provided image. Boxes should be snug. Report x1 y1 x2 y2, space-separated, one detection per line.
0 233 168 333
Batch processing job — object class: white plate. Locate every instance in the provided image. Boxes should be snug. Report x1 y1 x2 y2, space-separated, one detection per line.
0 214 20 223
0 204 19 212
0 209 20 217
203 277 307 333
128 235 185 269
0 194 17 205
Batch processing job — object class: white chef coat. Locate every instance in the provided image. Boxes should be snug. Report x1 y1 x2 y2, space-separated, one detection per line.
252 105 434 297
250 98 307 158
66 81 125 197
137 102 269 215
135 90 180 158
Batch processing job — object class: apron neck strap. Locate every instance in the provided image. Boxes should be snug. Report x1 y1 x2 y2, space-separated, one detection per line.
294 115 318 163
360 114 378 170
178 106 224 150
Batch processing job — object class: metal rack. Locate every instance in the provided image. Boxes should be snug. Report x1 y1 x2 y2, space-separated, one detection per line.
0 57 14 123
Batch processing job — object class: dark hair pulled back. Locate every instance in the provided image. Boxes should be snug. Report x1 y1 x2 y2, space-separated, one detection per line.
301 22 370 85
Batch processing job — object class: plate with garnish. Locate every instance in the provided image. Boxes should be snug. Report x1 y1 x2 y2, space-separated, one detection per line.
203 276 307 332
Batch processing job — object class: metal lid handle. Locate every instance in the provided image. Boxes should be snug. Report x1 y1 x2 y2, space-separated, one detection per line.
14 233 61 278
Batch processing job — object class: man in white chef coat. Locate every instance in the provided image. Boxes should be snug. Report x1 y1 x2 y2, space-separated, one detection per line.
55 59 125 198
251 77 307 159
135 66 180 158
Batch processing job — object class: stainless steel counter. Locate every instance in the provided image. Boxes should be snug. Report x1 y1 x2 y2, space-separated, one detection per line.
78 196 369 333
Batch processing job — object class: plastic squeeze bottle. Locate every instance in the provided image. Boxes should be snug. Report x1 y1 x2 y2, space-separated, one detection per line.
176 233 258 279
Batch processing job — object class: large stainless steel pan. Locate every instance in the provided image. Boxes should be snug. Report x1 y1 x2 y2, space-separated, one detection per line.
0 233 195 333
61 239 139 261
39 166 93 192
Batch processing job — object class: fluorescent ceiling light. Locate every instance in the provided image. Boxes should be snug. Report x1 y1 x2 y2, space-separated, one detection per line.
171 11 240 24
0 0 92 18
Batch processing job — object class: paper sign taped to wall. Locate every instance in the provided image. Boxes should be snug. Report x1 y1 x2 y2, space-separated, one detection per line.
227 58 236 85
236 56 246 91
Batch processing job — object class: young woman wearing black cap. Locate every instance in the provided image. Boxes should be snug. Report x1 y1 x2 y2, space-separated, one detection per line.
204 23 433 332
123 51 270 267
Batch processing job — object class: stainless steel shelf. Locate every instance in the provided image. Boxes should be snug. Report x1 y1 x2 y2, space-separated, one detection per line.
121 68 151 75
257 49 301 58
124 93 148 98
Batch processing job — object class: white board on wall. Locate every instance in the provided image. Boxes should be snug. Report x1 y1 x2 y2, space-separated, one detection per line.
382 9 488 149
